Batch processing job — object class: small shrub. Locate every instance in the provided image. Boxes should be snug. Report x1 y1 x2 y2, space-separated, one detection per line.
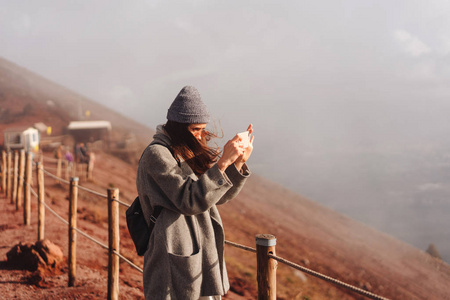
82 208 105 224
426 243 442 259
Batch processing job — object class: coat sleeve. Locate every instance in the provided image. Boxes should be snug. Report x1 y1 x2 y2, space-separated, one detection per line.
216 163 251 205
138 145 235 215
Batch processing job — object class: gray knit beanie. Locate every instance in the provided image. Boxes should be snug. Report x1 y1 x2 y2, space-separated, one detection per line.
167 86 210 124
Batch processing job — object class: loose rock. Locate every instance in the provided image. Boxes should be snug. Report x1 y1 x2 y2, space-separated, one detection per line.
6 239 64 272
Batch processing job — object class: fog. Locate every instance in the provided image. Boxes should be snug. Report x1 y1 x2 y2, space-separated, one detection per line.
2 1 450 261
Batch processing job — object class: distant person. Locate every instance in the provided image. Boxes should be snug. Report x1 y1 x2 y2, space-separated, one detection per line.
54 145 63 160
75 142 89 164
74 143 82 163
87 151 95 178
65 149 74 176
79 143 89 164
65 149 74 164
136 86 254 299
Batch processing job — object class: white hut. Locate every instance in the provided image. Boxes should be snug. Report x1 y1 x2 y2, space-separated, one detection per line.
3 127 40 152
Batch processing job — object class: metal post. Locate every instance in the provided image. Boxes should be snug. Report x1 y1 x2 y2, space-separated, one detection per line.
256 234 277 300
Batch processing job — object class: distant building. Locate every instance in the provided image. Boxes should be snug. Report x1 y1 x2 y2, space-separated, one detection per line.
34 122 49 135
67 120 111 147
3 126 40 152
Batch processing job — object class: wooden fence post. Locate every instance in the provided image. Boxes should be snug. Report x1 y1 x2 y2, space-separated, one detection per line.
73 162 77 177
1 151 6 194
68 177 79 287
11 151 19 205
108 188 120 300
24 152 32 225
256 234 277 300
36 162 45 241
16 150 25 210
56 157 62 182
71 161 76 177
87 153 95 182
87 161 93 181
64 160 69 181
77 163 83 180
6 151 12 199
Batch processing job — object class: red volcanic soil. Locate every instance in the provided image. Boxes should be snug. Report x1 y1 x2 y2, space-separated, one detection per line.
1 149 450 299
0 150 254 299
1 56 450 299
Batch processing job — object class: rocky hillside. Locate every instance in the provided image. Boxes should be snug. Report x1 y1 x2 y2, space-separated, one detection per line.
1 56 450 299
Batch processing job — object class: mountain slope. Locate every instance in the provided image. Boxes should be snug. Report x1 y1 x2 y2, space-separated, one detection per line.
0 56 153 143
1 56 449 299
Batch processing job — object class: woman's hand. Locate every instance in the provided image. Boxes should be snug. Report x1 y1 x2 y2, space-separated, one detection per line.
234 124 254 171
217 134 245 172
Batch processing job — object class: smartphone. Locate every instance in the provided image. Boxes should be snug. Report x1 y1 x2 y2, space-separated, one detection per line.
237 131 250 148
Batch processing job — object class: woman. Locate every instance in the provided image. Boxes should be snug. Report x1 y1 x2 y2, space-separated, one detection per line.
136 86 254 299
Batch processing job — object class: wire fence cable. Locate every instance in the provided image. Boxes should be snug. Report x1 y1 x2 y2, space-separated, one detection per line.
113 198 131 208
28 183 144 273
225 240 257 253
42 168 107 198
30 159 389 300
42 168 70 185
113 250 143 273
267 253 390 300
224 237 389 300
41 164 139 208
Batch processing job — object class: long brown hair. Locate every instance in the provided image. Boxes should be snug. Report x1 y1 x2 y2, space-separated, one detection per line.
163 120 220 175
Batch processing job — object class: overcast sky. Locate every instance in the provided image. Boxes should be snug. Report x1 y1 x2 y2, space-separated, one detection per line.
2 0 450 196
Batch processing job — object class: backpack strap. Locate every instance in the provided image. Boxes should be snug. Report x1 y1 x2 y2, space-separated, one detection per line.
150 141 180 166
149 206 163 223
140 141 178 165
140 141 176 225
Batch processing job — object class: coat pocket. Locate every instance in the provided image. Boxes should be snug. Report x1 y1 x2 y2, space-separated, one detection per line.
168 250 202 299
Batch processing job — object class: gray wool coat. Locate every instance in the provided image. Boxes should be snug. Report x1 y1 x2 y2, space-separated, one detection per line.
136 126 250 300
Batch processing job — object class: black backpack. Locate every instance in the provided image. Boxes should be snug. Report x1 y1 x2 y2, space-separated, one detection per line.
126 142 173 256
126 197 161 256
